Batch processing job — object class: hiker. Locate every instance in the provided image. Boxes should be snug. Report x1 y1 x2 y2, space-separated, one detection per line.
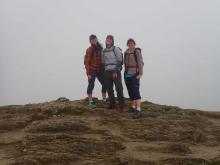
102 35 125 112
124 38 144 119
84 34 107 109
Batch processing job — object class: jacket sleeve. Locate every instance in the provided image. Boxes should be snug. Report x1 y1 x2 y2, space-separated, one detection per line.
136 49 144 75
115 47 123 63
85 48 92 75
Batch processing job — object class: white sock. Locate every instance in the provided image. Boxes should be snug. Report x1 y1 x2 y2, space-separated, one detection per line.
103 98 106 101
137 107 141 111
89 100 93 103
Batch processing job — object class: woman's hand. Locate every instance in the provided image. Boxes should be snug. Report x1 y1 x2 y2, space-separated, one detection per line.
112 72 118 79
136 74 143 79
87 75 92 80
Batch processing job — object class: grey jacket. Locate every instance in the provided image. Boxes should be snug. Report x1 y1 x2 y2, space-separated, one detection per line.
124 48 144 75
102 46 123 71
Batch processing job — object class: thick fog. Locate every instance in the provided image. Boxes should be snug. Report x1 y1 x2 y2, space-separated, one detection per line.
0 0 219 111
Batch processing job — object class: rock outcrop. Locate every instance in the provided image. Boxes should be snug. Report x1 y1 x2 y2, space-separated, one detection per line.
0 98 220 165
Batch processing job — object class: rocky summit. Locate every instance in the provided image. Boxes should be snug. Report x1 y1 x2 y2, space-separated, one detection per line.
0 97 220 165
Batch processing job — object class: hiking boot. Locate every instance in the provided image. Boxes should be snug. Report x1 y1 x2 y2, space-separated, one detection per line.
88 101 96 109
127 107 135 113
106 105 116 110
133 110 141 119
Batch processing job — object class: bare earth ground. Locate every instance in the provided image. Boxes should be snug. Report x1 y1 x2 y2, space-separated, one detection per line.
0 97 220 165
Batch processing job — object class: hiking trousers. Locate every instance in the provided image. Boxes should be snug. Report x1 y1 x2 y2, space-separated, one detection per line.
87 70 106 94
104 70 124 108
124 74 141 100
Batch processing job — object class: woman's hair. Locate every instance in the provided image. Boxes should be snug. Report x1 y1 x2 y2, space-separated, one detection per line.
96 41 103 51
89 34 103 51
89 34 97 41
106 35 114 47
127 38 136 46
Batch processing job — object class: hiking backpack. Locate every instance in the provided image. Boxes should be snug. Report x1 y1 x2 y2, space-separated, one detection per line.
124 48 144 72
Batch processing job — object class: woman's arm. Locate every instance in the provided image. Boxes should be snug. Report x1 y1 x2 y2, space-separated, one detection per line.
85 48 92 75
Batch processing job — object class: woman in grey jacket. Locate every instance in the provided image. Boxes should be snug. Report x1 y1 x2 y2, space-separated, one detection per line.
124 38 144 119
102 35 125 112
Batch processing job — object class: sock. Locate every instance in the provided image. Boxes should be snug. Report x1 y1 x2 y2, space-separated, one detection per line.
132 105 136 109
89 100 93 104
136 107 141 111
103 98 106 101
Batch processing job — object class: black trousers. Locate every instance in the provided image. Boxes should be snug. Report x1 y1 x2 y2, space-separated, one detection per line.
104 70 124 108
87 70 106 94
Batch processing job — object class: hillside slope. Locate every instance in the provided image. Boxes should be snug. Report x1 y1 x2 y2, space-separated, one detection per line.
0 98 220 165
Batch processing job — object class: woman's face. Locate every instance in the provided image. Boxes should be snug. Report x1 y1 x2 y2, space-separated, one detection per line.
90 38 98 45
128 42 135 49
106 38 113 47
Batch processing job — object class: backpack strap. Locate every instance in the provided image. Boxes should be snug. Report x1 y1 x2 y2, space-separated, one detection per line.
133 49 138 65
112 46 118 60
134 48 141 64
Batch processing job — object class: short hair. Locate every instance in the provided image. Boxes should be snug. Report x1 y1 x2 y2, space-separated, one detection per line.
106 35 114 46
127 38 136 45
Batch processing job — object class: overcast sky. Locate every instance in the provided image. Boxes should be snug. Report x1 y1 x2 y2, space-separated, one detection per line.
0 0 219 111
